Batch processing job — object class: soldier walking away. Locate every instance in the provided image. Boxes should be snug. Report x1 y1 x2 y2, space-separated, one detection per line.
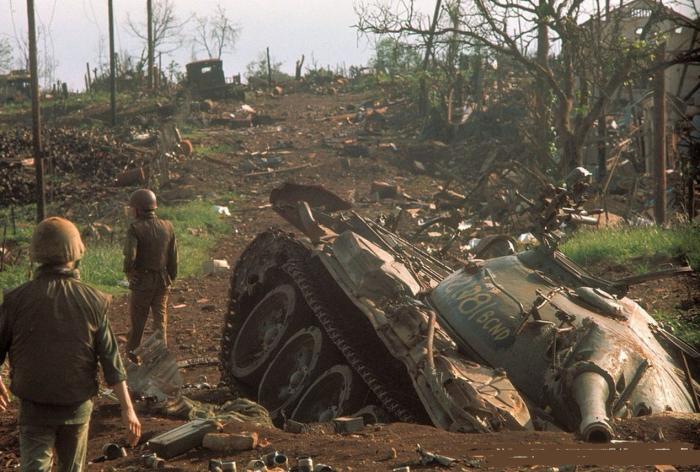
123 189 178 363
0 217 141 472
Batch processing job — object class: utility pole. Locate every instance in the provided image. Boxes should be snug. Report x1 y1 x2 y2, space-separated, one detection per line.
108 0 117 126
27 0 45 222
86 62 92 92
653 43 667 226
147 0 154 92
266 47 272 89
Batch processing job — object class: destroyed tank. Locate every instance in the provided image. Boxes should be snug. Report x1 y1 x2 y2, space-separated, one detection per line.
220 179 698 442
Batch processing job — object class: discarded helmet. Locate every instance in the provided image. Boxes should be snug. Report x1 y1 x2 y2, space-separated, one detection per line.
30 217 85 264
129 189 157 211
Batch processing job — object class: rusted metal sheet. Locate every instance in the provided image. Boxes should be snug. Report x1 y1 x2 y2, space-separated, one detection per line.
126 334 182 401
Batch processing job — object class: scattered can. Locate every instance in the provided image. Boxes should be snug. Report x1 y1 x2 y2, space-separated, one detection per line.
209 458 237 472
263 451 288 469
297 456 313 472
142 453 165 469
101 442 127 460
246 459 266 471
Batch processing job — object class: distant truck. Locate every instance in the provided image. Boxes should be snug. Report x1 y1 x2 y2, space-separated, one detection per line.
185 59 244 100
0 69 31 103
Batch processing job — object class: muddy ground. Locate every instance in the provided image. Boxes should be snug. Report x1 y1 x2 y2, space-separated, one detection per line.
0 89 699 471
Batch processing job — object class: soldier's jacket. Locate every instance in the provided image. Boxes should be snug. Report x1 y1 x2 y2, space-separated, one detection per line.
0 266 127 407
123 212 178 290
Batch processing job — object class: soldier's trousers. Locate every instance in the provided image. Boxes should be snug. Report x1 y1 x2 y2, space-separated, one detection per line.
19 422 89 472
126 286 169 353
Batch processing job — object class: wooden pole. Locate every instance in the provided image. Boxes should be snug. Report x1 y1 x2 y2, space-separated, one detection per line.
597 110 607 183
27 0 45 223
86 62 92 92
266 47 272 89
109 0 117 126
147 0 154 91
653 43 667 226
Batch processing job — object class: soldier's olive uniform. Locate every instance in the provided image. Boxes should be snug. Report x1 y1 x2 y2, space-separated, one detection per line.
0 266 127 472
123 212 177 353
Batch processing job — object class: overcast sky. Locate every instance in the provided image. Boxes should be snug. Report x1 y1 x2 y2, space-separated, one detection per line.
2 1 695 90
0 0 433 90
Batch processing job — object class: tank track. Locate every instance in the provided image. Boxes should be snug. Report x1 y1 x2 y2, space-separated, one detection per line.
281 258 417 423
221 230 420 423
219 230 309 399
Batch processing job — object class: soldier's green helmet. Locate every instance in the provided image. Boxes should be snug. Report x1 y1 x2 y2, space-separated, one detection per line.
129 189 157 211
30 217 85 264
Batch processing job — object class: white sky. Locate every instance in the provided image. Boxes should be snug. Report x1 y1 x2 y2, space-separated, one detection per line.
2 1 695 90
0 0 433 90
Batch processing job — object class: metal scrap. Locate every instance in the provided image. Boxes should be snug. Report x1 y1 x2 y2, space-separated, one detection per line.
416 444 455 467
126 334 183 402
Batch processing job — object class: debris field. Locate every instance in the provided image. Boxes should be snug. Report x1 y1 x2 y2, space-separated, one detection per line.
0 87 699 472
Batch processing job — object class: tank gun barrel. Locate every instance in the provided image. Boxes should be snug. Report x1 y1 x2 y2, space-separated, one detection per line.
572 372 614 442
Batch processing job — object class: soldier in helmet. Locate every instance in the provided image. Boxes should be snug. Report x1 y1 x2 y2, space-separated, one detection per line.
0 217 141 472
123 189 178 362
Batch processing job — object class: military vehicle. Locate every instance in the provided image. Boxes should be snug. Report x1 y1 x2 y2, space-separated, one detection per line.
220 176 697 442
0 70 31 103
185 59 244 100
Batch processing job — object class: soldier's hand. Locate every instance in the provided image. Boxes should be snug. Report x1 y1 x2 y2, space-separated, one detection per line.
0 376 10 411
122 407 141 447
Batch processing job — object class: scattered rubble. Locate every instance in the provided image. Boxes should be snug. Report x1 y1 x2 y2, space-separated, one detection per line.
203 258 231 275
0 127 150 206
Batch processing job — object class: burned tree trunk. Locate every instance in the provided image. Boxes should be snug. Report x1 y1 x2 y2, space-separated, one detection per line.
295 55 305 81
418 0 442 116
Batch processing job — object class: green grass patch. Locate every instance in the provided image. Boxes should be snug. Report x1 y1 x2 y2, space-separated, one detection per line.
561 224 700 272
0 199 231 300
157 200 230 279
561 224 700 349
653 309 700 348
197 143 236 155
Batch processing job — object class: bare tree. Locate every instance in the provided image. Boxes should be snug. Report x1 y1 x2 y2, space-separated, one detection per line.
193 4 240 59
38 24 57 89
126 0 190 55
356 0 664 174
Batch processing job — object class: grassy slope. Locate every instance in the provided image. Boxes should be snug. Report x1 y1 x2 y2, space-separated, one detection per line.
561 224 700 346
0 200 231 300
561 225 700 271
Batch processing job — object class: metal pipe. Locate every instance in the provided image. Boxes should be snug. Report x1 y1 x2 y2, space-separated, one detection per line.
572 371 614 442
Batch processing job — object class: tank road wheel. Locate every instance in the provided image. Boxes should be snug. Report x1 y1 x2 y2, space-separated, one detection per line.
291 364 367 423
221 231 313 397
257 327 333 422
228 284 305 387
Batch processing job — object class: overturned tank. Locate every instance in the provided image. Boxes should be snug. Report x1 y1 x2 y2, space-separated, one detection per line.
220 180 698 441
